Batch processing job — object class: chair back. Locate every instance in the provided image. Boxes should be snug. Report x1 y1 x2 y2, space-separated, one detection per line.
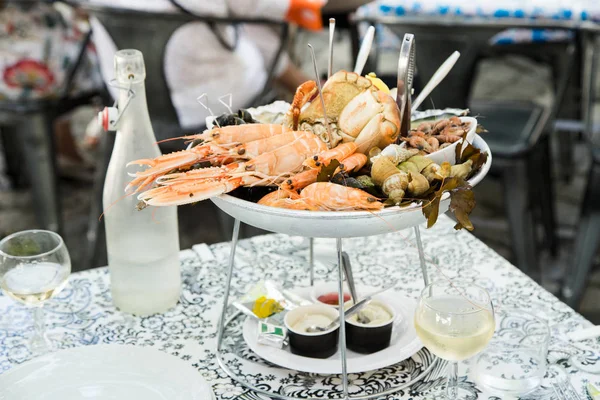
381 25 491 109
376 23 574 112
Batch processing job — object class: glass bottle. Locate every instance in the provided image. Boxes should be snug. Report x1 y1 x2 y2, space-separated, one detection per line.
101 49 180 316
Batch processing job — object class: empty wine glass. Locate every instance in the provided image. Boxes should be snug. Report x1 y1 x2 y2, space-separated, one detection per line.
414 280 495 399
0 230 71 354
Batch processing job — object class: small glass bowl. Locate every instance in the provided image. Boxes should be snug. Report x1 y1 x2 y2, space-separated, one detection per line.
474 308 550 397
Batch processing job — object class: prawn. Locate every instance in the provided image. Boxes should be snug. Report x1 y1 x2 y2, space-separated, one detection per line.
299 182 383 211
257 189 320 210
261 182 383 211
281 152 367 191
303 142 358 169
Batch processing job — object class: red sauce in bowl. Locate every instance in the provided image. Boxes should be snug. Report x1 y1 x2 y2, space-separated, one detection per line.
317 292 351 305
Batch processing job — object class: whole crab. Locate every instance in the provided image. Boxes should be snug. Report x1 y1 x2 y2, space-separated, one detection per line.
285 70 401 154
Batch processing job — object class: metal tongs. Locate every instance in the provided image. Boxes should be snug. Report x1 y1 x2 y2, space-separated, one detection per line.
396 34 416 137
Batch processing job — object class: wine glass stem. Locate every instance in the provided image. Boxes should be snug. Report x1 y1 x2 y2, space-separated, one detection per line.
447 361 459 399
31 306 49 352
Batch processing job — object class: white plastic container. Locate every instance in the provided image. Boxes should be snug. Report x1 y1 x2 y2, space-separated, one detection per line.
102 49 181 316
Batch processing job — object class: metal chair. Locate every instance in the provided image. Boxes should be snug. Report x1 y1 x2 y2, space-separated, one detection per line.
562 32 600 308
563 149 600 307
0 28 101 234
366 22 573 277
80 5 289 267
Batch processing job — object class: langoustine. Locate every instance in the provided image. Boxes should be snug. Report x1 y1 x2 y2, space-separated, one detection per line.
136 134 328 206
126 124 295 192
127 130 316 192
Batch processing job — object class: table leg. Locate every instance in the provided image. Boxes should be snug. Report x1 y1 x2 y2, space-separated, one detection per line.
336 237 349 399
10 112 61 233
309 237 315 286
217 219 241 350
563 161 600 308
414 226 429 286
581 31 597 145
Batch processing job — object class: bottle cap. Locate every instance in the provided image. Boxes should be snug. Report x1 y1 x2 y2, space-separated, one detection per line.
114 49 146 84
98 107 119 131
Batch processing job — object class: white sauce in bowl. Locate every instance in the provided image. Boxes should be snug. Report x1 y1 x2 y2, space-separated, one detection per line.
348 303 392 326
292 313 334 333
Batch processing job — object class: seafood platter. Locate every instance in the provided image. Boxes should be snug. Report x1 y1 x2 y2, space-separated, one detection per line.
127 70 492 238
122 31 493 399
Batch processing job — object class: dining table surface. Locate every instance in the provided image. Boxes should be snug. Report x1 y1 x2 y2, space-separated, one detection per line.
0 214 599 399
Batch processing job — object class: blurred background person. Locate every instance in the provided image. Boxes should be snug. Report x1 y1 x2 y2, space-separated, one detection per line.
0 1 101 102
0 0 102 188
86 0 323 130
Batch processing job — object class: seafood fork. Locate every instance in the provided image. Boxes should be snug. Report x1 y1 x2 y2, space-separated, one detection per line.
396 33 416 137
551 378 581 400
550 365 582 400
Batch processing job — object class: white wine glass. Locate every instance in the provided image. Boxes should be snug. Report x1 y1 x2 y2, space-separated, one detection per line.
0 230 71 355
414 280 495 399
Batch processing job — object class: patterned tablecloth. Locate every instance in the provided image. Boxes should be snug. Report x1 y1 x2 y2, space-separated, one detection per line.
0 214 599 399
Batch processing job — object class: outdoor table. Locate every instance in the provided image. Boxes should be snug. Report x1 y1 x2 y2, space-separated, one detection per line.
0 214 598 399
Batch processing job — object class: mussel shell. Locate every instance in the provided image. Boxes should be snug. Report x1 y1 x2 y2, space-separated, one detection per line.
238 109 258 123
230 186 277 203
215 114 247 127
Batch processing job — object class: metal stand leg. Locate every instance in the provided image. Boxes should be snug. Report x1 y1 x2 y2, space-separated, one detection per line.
309 237 315 286
217 219 241 349
336 238 349 399
213 227 438 399
217 211 236 243
414 226 429 286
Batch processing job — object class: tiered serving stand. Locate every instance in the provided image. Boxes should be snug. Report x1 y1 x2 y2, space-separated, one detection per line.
211 134 492 399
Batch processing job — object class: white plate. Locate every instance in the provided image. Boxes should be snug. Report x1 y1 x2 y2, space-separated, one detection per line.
243 288 422 374
212 133 491 238
0 345 215 400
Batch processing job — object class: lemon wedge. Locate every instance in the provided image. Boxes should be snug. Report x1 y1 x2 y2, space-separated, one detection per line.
588 383 600 399
252 296 284 319
366 72 390 94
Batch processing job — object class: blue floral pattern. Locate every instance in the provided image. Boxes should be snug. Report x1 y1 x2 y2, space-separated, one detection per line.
0 215 599 399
